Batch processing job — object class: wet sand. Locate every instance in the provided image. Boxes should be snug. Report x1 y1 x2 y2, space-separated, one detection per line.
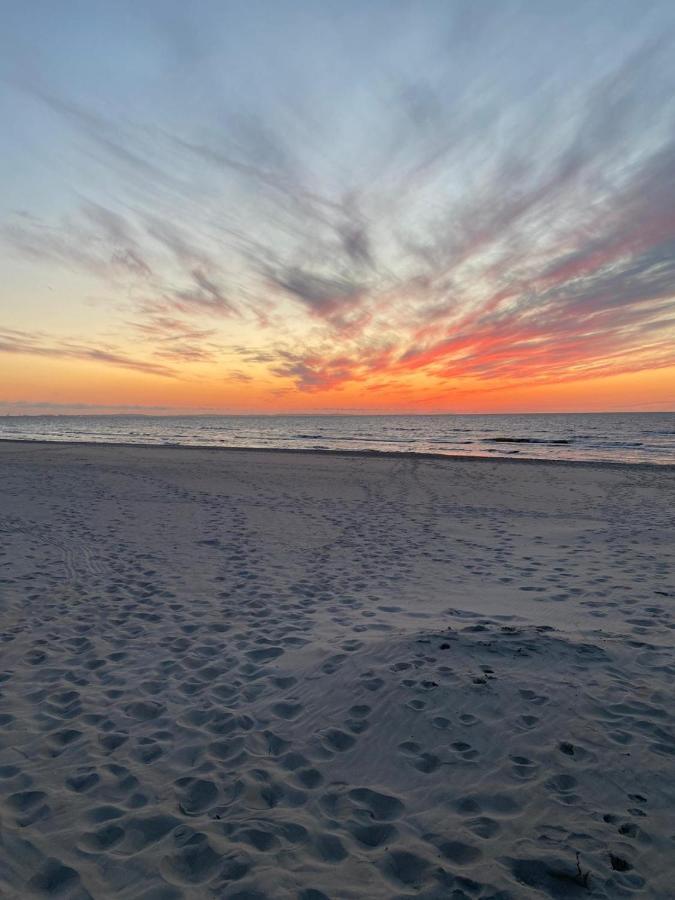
0 442 674 898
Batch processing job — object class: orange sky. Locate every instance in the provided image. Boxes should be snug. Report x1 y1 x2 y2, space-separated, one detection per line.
2 352 674 415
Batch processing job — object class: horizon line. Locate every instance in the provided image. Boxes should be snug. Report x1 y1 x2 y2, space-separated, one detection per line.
1 410 674 418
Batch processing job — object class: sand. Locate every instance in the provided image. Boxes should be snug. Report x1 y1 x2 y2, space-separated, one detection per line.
0 441 674 899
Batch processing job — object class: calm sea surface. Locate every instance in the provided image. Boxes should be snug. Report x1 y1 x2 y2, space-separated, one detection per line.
1 413 674 464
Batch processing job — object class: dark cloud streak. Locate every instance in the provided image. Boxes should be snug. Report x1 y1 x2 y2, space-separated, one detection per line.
0 328 176 377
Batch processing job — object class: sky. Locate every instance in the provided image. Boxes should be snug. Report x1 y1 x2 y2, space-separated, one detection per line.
1 0 675 415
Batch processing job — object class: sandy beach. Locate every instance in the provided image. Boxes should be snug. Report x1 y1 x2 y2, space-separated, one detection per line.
0 441 674 899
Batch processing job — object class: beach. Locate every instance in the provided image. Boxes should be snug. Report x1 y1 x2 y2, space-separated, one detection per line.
0 441 674 898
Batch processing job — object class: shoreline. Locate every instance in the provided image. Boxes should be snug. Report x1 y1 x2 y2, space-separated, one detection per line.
1 436 674 470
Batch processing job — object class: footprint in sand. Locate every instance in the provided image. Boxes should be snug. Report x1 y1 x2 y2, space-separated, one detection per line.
160 831 222 885
5 790 51 826
270 700 303 720
174 777 219 816
509 755 538 779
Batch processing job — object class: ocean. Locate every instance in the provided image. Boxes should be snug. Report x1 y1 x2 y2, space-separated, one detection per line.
1 412 674 464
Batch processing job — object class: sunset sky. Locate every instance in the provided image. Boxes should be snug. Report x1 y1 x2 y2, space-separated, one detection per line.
2 0 675 415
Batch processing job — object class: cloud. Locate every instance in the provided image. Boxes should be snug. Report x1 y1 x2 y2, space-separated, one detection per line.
0 328 175 377
271 353 359 392
227 370 253 383
2 203 242 328
174 268 238 317
0 401 177 412
127 314 223 363
8 83 380 326
267 345 396 392
231 346 279 364
269 267 365 319
1 203 154 287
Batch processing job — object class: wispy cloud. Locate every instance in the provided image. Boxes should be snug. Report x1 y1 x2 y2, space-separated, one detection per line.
0 400 178 412
0 328 175 377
